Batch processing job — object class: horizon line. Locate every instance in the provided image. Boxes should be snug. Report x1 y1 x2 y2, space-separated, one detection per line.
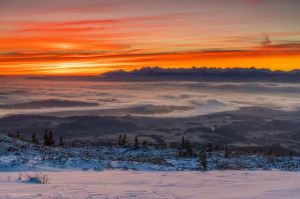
0 66 299 77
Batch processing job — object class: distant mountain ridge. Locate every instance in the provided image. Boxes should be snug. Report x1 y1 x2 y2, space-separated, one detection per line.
100 67 300 82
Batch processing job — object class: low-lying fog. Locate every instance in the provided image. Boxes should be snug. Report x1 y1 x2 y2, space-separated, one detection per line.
0 77 300 117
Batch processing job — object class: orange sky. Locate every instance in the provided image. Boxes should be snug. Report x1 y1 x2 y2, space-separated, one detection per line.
0 0 300 75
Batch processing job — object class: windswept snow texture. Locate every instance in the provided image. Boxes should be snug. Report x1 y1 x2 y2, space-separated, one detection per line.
0 171 300 199
0 136 300 198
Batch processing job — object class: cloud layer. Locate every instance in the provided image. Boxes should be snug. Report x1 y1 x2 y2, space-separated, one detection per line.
0 99 99 109
1 77 300 117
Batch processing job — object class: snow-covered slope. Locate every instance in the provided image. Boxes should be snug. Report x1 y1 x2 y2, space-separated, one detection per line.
0 170 300 199
1 134 300 198
1 134 300 172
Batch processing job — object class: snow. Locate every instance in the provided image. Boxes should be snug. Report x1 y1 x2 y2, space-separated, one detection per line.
1 135 300 198
1 135 300 172
0 170 299 199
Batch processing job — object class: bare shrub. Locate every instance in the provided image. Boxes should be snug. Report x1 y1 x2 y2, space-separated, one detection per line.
19 173 50 184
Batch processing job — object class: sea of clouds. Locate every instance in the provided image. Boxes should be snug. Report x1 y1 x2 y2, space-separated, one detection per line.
0 77 299 117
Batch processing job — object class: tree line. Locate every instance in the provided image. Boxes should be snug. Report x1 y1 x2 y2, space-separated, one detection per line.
9 131 292 166
8 130 65 147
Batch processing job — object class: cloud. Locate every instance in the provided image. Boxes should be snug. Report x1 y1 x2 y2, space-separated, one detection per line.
1 76 300 117
37 104 194 117
1 41 299 64
190 99 226 107
126 104 193 114
97 98 120 103
186 82 300 95
159 94 196 100
0 89 29 96
0 99 99 109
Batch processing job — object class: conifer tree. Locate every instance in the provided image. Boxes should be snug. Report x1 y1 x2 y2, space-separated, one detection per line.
134 136 139 149
224 144 229 158
267 148 273 157
207 143 213 154
181 136 185 149
43 129 55 146
31 133 38 144
16 131 20 139
215 144 219 151
122 134 127 147
118 134 122 146
48 130 55 146
59 136 64 146
43 130 49 146
199 148 207 171
288 151 293 158
142 140 148 148
186 144 195 157
185 139 195 156
177 136 195 157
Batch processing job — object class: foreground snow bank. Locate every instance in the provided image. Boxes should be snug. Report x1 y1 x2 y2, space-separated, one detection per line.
0 171 299 199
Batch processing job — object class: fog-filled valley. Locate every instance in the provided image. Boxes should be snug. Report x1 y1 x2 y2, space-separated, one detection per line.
1 77 300 117
1 77 300 153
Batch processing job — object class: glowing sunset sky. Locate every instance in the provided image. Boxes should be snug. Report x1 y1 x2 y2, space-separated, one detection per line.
0 0 299 75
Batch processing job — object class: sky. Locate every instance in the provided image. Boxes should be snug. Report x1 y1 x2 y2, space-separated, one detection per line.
0 0 299 75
